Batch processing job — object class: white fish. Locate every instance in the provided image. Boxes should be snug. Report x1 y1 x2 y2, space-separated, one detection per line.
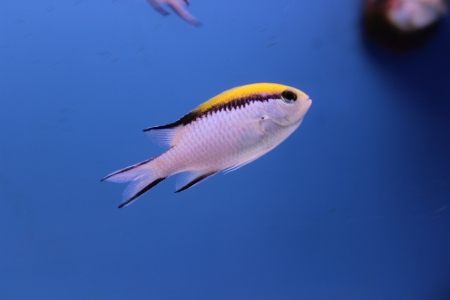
102 83 312 208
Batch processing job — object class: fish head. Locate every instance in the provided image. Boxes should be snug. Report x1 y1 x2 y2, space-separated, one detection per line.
266 86 312 127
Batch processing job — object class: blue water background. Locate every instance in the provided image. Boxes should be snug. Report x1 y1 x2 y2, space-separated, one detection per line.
1 0 450 299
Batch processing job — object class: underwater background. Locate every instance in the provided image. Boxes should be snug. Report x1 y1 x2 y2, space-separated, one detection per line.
1 0 450 299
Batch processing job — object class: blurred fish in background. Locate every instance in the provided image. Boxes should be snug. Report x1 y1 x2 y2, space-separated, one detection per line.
146 0 202 27
363 0 449 51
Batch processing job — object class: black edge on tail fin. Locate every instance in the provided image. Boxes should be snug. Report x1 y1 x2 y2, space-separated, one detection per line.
118 177 166 208
100 158 155 182
175 171 217 193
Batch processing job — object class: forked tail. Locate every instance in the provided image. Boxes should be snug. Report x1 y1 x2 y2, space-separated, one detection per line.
101 157 166 208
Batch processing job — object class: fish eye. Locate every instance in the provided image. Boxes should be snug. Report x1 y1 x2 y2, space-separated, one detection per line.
281 90 297 103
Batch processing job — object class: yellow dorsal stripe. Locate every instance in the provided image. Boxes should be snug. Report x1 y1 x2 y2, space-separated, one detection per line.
195 83 292 113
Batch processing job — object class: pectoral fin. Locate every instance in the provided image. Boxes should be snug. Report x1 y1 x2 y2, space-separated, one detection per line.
258 115 282 134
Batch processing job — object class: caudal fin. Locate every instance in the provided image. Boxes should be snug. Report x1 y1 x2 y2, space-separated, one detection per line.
101 158 166 208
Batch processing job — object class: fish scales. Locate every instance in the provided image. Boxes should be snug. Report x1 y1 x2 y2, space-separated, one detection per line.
102 83 312 208
167 107 250 172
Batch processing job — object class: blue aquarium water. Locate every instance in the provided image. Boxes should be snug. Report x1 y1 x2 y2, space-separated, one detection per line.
1 1 450 299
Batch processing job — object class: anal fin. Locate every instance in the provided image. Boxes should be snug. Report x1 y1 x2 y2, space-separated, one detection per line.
175 170 218 193
223 152 266 174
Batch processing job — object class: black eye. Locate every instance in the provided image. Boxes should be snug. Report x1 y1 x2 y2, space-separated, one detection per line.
281 90 297 103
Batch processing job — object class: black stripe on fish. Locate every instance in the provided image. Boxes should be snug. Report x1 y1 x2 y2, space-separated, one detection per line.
144 111 198 131
118 177 166 208
100 157 155 182
175 171 217 193
143 93 281 131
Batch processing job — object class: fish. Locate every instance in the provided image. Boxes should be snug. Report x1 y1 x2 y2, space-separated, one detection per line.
102 83 312 208
147 0 202 27
363 0 448 51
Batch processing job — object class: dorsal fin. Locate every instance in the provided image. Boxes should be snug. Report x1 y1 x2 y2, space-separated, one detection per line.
144 127 179 147
143 111 198 146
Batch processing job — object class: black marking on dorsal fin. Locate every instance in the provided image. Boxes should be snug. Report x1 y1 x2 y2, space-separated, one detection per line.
143 111 198 131
144 93 281 130
118 177 166 208
175 171 217 193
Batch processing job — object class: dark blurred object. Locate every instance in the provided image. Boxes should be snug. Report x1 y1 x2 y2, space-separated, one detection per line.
363 0 448 51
